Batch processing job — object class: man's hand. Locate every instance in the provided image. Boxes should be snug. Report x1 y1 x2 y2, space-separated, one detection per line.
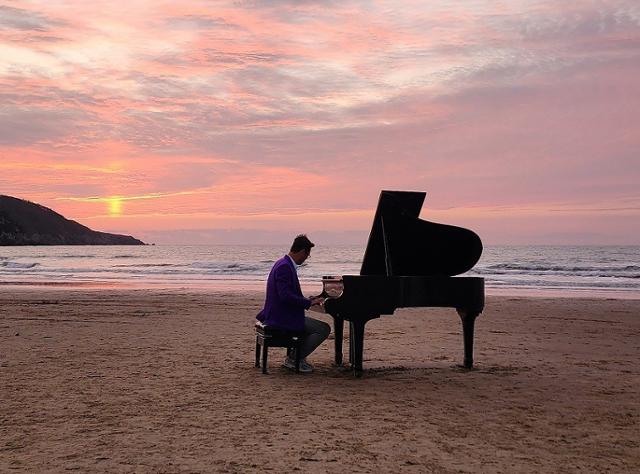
309 296 324 306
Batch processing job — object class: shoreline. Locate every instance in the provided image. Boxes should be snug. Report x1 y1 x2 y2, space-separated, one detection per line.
1 279 639 300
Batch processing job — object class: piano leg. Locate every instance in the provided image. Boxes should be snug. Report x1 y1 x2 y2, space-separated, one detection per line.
332 316 344 366
350 319 366 377
456 309 480 369
349 321 354 366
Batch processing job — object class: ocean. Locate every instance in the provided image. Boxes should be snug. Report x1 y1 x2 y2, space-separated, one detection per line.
1 245 639 298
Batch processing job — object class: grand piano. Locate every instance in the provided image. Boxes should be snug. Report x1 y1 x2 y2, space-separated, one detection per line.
311 190 485 376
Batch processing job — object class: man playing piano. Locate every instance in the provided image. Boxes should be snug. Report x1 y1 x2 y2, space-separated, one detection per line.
256 234 329 373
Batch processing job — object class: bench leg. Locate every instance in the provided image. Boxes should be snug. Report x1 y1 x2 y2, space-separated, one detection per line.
255 339 261 368
262 344 269 374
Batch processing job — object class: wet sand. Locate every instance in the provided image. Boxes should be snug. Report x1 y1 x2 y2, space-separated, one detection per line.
1 289 639 472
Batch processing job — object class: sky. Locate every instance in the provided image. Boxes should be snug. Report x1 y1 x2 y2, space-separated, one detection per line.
1 0 639 245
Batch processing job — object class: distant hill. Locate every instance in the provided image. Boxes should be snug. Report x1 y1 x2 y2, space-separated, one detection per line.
0 195 145 245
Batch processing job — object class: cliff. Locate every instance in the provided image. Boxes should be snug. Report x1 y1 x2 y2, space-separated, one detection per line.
0 195 145 245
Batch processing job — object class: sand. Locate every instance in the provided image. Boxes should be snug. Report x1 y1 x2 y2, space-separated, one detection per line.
1 288 639 473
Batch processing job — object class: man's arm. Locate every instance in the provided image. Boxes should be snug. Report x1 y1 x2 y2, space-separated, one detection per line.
274 265 311 309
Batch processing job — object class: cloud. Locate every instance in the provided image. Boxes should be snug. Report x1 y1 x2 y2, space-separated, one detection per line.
165 15 241 31
0 106 90 146
0 5 65 31
485 3 640 43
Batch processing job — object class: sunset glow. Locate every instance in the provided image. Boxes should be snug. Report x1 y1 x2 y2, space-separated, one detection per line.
1 1 639 244
108 198 122 217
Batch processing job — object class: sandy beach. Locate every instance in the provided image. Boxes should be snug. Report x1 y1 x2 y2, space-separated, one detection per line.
1 288 639 473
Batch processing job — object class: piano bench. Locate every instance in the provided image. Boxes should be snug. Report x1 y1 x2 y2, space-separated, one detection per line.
255 322 304 374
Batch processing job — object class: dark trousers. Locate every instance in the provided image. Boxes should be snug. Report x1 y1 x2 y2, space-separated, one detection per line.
299 316 331 359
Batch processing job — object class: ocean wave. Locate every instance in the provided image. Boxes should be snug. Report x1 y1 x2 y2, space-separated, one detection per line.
474 269 640 279
58 254 97 258
486 278 640 289
0 254 48 259
9 263 267 276
484 263 640 272
112 263 187 268
190 262 266 272
0 261 40 269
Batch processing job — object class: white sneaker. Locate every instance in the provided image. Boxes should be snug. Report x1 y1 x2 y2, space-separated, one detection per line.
283 357 313 373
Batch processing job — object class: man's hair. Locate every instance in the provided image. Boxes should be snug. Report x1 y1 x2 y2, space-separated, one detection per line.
290 234 315 253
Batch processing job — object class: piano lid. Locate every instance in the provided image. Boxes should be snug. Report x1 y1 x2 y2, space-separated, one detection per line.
360 190 483 277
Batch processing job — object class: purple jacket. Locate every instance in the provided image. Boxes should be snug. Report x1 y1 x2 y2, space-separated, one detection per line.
256 255 311 332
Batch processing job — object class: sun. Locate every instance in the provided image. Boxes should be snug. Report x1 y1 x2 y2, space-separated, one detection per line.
107 197 123 216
